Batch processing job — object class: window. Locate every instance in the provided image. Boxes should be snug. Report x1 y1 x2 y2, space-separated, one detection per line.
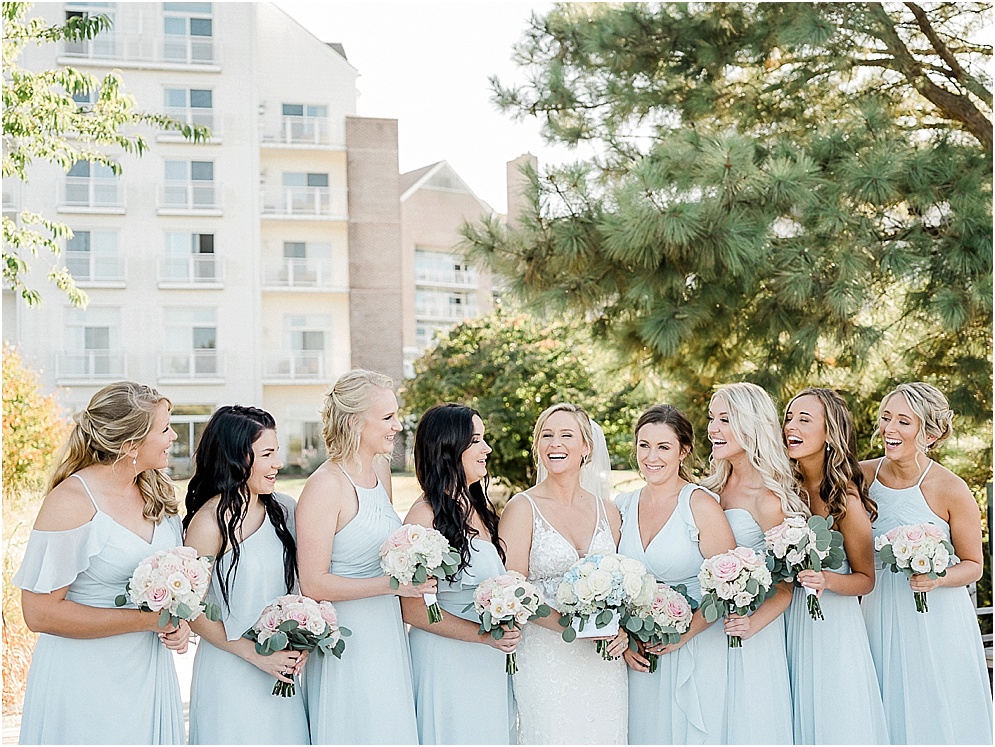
164 87 213 128
415 290 477 321
286 314 329 377
282 172 328 188
163 231 216 281
168 404 212 478
163 2 213 63
280 103 328 143
63 306 122 377
280 172 329 215
64 5 116 57
415 248 476 286
66 229 121 281
163 159 215 209
163 307 217 377
65 160 119 207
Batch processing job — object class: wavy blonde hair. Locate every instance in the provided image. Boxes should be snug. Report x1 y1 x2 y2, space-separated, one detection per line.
876 382 954 454
531 402 594 467
321 369 395 465
701 382 808 519
48 381 178 521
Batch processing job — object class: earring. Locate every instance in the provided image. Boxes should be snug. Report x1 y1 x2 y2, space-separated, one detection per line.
581 454 589 466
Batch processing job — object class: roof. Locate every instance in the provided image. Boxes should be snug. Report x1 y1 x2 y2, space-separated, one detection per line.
399 161 494 214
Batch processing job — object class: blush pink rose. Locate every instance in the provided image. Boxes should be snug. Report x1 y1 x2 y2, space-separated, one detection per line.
712 554 745 582
145 584 171 611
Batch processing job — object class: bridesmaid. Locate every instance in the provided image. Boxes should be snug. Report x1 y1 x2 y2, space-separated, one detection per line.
782 388 889 744
13 381 188 744
860 382 992 744
619 405 736 745
700 382 799 745
183 406 309 744
402 403 518 744
296 369 429 744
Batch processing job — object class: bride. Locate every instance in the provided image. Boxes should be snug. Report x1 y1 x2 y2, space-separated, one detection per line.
499 403 628 745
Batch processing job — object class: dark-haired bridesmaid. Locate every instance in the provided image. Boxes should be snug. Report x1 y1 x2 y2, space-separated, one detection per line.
183 405 309 744
402 403 517 744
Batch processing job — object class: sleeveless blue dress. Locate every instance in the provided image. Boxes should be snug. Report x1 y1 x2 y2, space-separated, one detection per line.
409 535 514 744
13 474 185 744
785 556 889 744
617 484 728 745
862 460 993 745
301 468 418 744
722 508 793 745
188 493 309 744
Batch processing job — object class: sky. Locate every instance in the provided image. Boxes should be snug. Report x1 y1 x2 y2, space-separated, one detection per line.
271 0 583 214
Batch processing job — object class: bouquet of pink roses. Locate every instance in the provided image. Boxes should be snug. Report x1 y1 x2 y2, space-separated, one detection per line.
621 582 696 673
243 594 350 696
379 524 460 623
764 515 845 621
874 523 955 613
466 571 551 674
114 546 220 628
698 547 773 648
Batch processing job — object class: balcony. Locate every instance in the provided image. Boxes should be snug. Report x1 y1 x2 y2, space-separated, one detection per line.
415 267 478 288
158 349 222 381
260 187 346 219
160 107 217 139
261 116 343 148
158 255 223 287
60 31 219 68
263 351 326 383
415 302 478 322
65 250 126 285
56 351 126 381
59 177 124 213
159 180 220 214
261 258 345 291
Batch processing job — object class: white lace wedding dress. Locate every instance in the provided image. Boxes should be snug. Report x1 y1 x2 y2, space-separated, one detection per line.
512 491 628 745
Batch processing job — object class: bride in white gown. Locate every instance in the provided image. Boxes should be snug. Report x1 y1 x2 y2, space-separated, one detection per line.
499 403 628 745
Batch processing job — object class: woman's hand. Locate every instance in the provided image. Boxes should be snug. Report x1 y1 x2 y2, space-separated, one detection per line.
724 612 756 641
910 573 942 594
248 649 307 683
591 628 629 658
483 626 521 653
395 578 439 598
796 569 826 598
158 620 190 654
623 640 651 672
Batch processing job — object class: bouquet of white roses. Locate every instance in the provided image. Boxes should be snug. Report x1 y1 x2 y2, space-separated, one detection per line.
621 582 696 673
465 571 552 674
764 515 846 621
114 545 220 628
555 553 656 659
874 523 955 613
379 524 460 623
243 594 350 696
698 547 773 648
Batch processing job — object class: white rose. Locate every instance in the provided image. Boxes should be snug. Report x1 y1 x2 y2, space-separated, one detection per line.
786 549 805 566
166 571 192 596
932 545 951 572
733 591 753 608
306 616 326 635
717 581 735 599
622 573 644 600
783 526 807 545
587 569 614 598
619 557 645 576
909 554 931 575
574 577 595 603
597 555 622 573
556 583 577 607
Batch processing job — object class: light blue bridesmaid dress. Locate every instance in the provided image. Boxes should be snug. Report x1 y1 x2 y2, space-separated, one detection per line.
13 474 185 744
785 556 889 744
861 459 993 745
409 536 514 744
188 493 309 744
301 467 418 744
722 508 793 745
617 484 728 745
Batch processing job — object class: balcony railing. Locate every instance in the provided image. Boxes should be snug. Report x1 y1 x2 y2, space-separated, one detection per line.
158 255 223 285
262 258 342 289
56 351 126 380
60 177 124 210
160 180 218 211
65 250 126 283
61 31 217 66
262 116 338 146
414 267 478 287
158 349 221 379
264 351 325 381
415 303 478 321
164 106 215 132
260 187 346 218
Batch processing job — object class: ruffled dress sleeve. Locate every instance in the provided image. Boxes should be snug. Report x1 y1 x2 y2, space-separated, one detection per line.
678 484 718 545
12 520 109 594
614 489 637 523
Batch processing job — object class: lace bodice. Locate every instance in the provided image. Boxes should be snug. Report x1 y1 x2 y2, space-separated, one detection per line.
519 491 617 602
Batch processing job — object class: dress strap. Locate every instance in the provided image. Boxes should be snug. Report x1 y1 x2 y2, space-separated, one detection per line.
916 460 934 487
593 490 610 532
872 458 885 481
518 491 552 530
338 465 359 488
71 474 100 511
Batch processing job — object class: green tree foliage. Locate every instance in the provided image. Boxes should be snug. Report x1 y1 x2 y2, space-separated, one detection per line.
465 1 991 485
401 310 649 493
2 2 209 307
2 342 69 501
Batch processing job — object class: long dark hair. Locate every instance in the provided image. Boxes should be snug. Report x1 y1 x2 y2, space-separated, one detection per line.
413 403 504 573
182 405 297 609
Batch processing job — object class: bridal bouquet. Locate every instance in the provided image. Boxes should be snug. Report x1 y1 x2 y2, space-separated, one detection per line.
555 553 656 659
243 594 350 696
698 547 773 648
874 523 955 613
621 582 696 673
379 524 460 623
466 571 552 674
764 515 846 621
114 546 220 628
